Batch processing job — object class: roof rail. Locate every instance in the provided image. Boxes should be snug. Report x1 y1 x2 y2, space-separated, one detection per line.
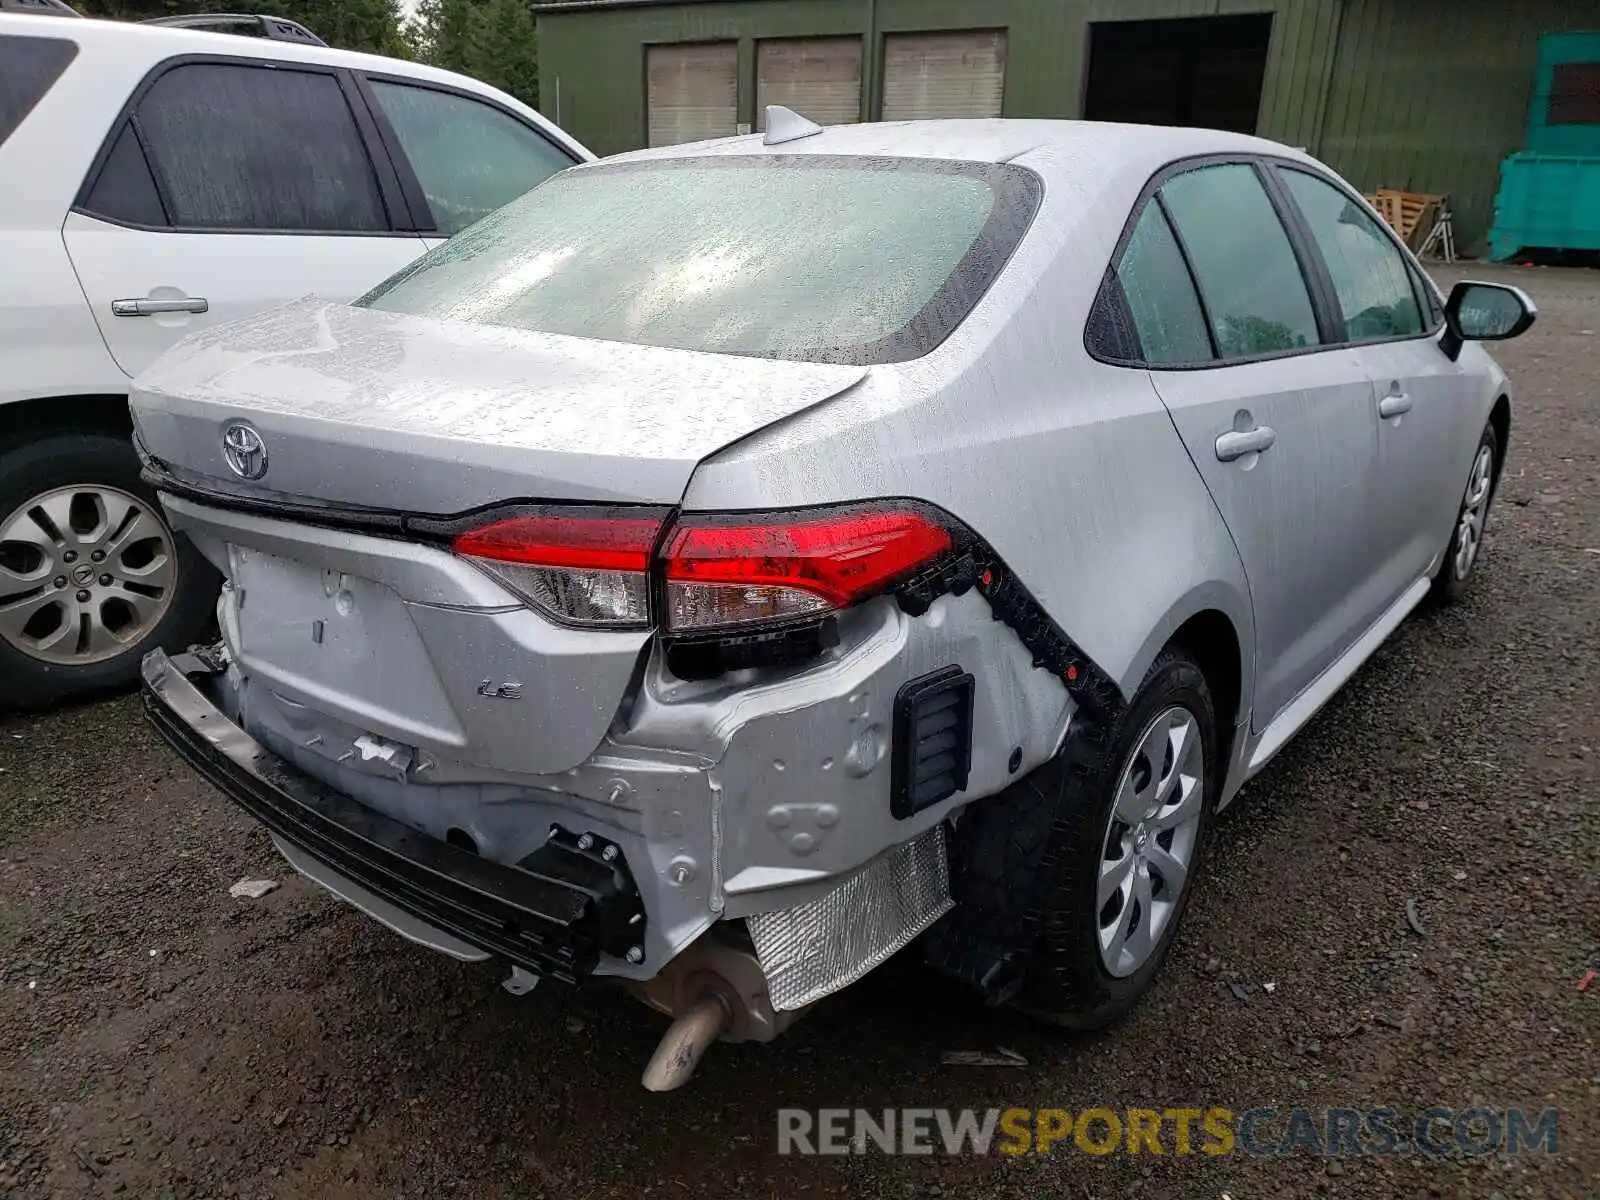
139 13 327 46
0 0 83 16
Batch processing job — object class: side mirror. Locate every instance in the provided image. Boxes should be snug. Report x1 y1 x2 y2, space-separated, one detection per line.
1441 281 1537 361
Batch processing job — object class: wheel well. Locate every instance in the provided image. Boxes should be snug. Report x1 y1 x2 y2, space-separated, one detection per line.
1169 609 1242 767
1488 394 1511 483
0 394 132 454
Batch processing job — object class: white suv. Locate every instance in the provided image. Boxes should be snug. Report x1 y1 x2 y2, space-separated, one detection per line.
0 7 591 708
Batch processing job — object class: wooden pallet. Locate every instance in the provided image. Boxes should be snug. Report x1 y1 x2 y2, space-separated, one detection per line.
1365 187 1447 250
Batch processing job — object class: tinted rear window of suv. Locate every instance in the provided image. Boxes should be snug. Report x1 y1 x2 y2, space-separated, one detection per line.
0 34 77 148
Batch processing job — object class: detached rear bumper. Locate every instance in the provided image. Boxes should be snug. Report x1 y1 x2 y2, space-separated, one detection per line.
141 648 646 984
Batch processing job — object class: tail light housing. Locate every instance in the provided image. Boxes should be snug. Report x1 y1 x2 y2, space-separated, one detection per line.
446 500 1118 720
451 502 953 657
660 507 952 634
452 509 663 628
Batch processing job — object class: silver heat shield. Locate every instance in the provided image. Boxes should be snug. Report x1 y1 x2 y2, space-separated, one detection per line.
746 825 954 1011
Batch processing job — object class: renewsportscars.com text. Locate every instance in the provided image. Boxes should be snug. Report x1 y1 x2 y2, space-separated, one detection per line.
776 1106 1559 1158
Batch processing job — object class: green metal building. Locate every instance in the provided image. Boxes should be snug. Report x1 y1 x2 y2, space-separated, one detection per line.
533 0 1600 250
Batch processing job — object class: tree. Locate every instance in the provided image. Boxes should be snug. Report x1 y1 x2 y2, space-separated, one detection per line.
407 0 538 106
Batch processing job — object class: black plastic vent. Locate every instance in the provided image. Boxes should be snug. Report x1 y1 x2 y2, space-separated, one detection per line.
891 666 975 820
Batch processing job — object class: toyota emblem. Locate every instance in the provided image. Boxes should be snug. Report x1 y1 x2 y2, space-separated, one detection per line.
221 421 267 480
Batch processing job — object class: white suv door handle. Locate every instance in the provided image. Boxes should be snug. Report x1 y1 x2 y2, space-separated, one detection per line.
1377 392 1413 419
112 296 209 317
1215 425 1277 462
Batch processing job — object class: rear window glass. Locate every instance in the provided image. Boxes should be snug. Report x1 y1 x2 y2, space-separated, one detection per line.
0 34 77 148
134 63 387 232
357 156 1042 365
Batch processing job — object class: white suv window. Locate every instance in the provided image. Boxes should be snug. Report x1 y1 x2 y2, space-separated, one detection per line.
367 79 573 235
125 62 389 232
0 33 77 147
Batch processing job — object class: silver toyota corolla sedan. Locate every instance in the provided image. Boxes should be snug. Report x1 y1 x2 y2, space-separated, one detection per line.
131 112 1534 1090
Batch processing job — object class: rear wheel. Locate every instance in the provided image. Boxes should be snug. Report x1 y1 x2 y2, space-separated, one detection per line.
1017 649 1218 1027
1431 422 1499 604
0 432 218 710
937 648 1219 1029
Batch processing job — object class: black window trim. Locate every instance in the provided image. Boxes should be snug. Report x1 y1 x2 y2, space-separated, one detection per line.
1086 151 1448 373
352 70 583 237
71 52 415 237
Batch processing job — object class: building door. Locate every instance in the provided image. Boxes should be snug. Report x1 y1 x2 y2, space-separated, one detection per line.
880 30 1006 121
1084 15 1273 134
646 42 737 148
756 37 862 129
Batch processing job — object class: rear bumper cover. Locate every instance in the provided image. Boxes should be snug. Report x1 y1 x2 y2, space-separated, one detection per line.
141 648 644 983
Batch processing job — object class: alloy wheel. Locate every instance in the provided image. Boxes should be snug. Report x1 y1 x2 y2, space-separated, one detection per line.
1453 444 1495 581
1097 705 1206 978
0 485 177 666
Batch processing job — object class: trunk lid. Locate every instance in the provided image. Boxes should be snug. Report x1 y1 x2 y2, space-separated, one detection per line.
130 298 868 511
133 300 866 778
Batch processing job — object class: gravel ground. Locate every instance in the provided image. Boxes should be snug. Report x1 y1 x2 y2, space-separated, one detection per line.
1 264 1596 1200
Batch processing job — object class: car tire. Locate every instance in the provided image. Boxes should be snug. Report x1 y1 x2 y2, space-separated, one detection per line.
0 431 219 711
940 647 1219 1030
1430 422 1500 605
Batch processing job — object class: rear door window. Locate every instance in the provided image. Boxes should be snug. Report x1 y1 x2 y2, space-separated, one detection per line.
131 62 388 232
0 34 77 148
367 79 574 235
1159 162 1321 359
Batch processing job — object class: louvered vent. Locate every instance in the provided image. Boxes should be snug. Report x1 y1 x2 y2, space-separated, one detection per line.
891 667 975 820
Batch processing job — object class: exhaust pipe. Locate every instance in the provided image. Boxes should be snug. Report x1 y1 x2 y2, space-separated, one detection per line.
641 993 731 1092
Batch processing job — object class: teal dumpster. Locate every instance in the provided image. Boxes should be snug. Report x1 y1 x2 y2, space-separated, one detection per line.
1488 31 1600 261
1489 153 1600 261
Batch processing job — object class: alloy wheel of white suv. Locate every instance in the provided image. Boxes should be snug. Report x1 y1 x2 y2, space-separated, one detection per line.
0 433 215 708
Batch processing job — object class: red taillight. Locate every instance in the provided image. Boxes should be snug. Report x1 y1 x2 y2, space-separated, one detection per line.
661 507 952 633
452 504 953 637
453 511 662 628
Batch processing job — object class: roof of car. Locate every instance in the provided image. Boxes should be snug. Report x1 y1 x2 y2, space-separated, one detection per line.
0 11 482 91
596 117 1318 182
0 11 592 162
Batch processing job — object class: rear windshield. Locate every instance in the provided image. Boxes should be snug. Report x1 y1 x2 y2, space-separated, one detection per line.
357 156 1042 365
0 34 77 149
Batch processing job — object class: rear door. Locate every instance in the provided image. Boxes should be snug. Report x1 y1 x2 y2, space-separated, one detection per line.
1271 164 1474 593
357 75 580 242
1102 160 1386 728
63 56 426 380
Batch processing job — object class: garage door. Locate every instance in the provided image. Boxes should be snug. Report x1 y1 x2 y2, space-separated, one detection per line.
881 30 1007 121
647 41 738 148
755 37 863 130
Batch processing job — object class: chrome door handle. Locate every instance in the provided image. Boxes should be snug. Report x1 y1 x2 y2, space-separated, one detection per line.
1378 392 1413 419
111 296 209 317
1215 425 1277 462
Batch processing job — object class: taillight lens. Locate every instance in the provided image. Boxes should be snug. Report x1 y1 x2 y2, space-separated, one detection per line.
661 506 952 633
453 511 662 628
